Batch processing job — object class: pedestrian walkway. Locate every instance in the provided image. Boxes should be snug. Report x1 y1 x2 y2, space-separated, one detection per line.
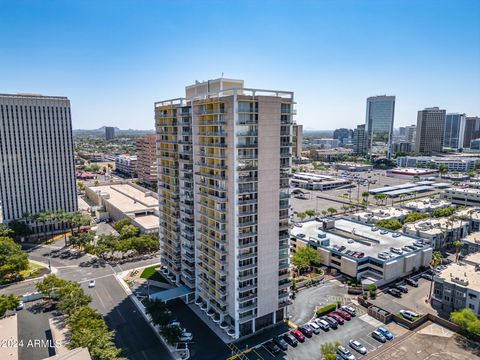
359 313 384 328
0 314 18 360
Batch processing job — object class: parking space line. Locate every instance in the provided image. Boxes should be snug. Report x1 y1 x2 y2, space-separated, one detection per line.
253 348 266 359
286 320 297 328
359 336 378 350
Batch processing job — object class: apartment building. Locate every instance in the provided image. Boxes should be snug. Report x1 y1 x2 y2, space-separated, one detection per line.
415 107 446 154
403 217 469 249
432 262 480 316
155 78 293 339
115 154 137 177
464 116 480 149
105 126 115 140
292 124 303 158
0 93 77 225
353 124 366 155
136 134 157 188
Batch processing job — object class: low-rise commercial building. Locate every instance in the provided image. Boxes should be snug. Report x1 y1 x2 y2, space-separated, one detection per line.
291 218 432 286
403 217 469 249
333 162 373 172
396 156 478 172
351 208 410 224
442 188 480 206
432 262 480 316
85 182 159 233
291 172 350 191
386 168 439 179
401 198 452 213
455 207 480 231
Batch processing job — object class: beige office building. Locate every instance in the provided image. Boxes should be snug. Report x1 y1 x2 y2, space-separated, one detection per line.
155 78 293 339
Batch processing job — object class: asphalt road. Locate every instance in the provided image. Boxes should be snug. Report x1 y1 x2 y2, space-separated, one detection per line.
0 242 171 360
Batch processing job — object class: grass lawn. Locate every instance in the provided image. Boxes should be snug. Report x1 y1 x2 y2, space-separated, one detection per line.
20 262 46 278
140 266 169 283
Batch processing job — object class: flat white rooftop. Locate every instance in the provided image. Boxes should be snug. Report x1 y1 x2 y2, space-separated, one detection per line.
291 218 425 260
89 184 158 213
438 262 480 292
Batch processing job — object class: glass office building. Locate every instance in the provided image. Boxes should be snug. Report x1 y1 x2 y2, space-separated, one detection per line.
443 113 466 150
365 95 395 158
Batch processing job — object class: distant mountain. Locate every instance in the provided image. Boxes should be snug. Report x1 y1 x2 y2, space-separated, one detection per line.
73 127 155 137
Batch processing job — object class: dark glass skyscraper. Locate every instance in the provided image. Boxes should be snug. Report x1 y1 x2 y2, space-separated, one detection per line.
443 113 466 150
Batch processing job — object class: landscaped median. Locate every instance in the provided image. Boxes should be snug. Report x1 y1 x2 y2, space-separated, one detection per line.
315 303 337 317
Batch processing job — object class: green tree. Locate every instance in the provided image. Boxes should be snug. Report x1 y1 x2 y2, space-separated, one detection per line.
120 225 140 239
297 212 307 221
439 164 449 177
57 284 92 315
321 341 340 360
362 191 370 203
373 193 387 205
431 251 443 267
145 299 172 327
404 212 430 223
292 246 321 273
113 218 132 232
327 207 337 216
70 231 95 249
376 219 402 230
0 237 29 282
451 308 480 338
0 224 14 238
36 274 69 296
160 325 183 344
304 209 316 218
77 181 86 191
432 207 456 218
0 294 20 316
7 220 32 237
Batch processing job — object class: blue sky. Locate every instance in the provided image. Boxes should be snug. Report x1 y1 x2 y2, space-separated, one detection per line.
1 0 479 130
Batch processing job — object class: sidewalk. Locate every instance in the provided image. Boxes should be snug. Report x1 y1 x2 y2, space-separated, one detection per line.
0 314 19 360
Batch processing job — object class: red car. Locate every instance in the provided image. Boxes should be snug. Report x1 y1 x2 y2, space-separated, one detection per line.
335 309 351 321
290 329 305 342
328 312 345 325
352 251 365 258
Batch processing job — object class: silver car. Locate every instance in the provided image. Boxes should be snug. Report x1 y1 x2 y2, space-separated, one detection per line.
349 339 367 355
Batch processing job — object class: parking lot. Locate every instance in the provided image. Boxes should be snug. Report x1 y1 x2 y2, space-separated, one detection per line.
246 307 406 360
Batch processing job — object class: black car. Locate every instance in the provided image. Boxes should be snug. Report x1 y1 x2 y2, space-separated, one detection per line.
406 278 418 287
387 288 402 298
264 341 281 355
43 301 57 313
421 273 433 281
298 325 313 337
322 316 338 329
282 333 298 347
396 285 408 293
273 336 288 351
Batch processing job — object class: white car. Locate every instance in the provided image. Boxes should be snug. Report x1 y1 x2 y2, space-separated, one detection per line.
349 339 367 355
400 309 419 320
308 321 320 334
337 345 356 360
88 280 96 288
371 227 378 231
315 318 330 330
341 305 356 316
16 301 24 311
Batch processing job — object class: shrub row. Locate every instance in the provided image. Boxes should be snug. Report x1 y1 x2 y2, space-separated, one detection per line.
316 303 337 317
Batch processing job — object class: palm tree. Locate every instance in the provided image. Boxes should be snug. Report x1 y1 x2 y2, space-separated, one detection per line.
453 241 464 263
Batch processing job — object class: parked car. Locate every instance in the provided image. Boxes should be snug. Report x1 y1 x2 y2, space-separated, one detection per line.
421 273 433 281
264 341 281 355
352 251 365 258
298 325 313 337
387 288 402 298
380 229 389 235
406 278 418 287
328 312 345 325
179 329 193 342
400 309 419 320
390 247 403 255
377 327 394 340
396 285 408 293
372 330 387 343
371 227 379 231
88 280 96 288
349 339 367 355
272 336 288 350
290 329 305 342
335 309 351 320
315 318 330 331
43 301 57 313
341 305 356 316
308 322 321 334
337 345 356 360
283 333 298 347
322 316 338 329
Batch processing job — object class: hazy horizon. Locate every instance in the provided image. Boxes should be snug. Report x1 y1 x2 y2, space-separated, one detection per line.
1 0 479 130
